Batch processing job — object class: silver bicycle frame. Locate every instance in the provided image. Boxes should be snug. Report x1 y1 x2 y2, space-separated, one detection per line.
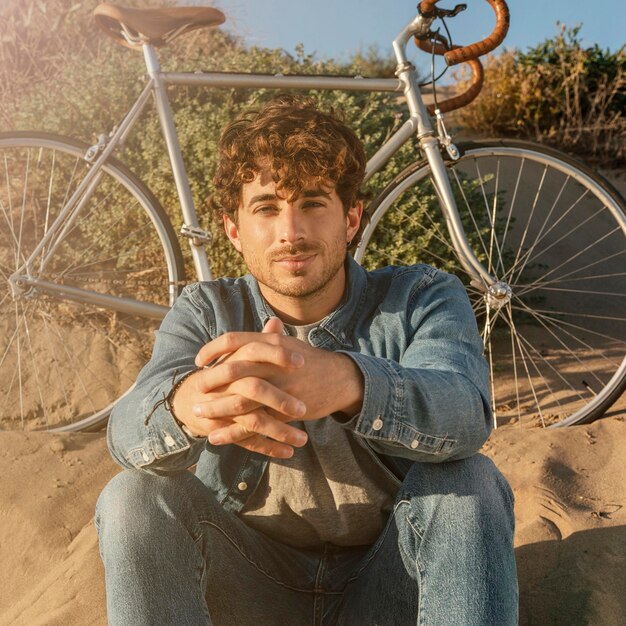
13 12 494 319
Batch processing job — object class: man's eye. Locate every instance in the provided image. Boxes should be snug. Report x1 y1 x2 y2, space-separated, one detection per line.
255 205 277 214
303 201 324 208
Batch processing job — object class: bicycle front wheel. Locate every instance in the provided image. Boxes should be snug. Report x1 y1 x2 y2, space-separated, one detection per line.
0 132 185 432
356 139 626 428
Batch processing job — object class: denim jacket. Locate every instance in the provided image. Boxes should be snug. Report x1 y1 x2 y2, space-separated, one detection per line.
107 257 492 513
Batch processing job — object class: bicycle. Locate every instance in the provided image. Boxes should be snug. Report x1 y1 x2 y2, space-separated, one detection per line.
1 0 625 433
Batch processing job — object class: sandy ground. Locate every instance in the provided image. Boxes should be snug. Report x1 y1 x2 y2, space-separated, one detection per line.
0 413 624 625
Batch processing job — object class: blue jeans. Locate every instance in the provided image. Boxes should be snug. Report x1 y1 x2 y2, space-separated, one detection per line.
95 454 518 625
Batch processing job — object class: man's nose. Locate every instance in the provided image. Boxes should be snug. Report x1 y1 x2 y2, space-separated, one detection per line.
278 208 305 243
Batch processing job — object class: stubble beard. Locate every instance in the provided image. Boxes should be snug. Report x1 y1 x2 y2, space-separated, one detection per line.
243 241 347 299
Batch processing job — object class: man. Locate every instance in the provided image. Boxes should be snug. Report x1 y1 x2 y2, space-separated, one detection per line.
96 96 518 625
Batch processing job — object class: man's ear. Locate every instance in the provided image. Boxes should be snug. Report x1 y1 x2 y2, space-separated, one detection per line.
223 213 242 253
346 200 363 243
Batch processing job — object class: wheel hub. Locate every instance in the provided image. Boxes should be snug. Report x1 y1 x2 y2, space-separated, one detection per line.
484 281 512 309
8 273 34 300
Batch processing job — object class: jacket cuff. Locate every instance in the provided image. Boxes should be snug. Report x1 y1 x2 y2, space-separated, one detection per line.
334 351 401 437
132 371 201 466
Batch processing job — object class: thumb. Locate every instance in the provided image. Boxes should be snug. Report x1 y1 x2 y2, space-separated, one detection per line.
262 316 284 334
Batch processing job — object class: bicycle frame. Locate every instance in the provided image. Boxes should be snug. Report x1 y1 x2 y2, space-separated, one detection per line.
11 12 496 320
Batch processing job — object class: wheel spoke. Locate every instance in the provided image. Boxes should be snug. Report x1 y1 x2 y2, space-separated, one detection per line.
515 210 621 288
40 307 71 410
39 304 101 418
450 167 493 267
372 224 458 269
359 142 626 427
503 309 577 418
515 249 626 298
508 305 523 425
503 308 547 426
16 149 31 272
0 136 181 430
517 306 626 323
483 304 498 428
13 301 25 428
0 308 23 371
488 158 502 276
58 218 152 280
20 300 52 429
509 163 548 280
39 148 58 273
506 185 594 283
0 261 11 283
2 153 18 269
499 156 525 266
0 197 26 270
511 298 608 388
521 285 626 298
511 304 625 346
509 174 570 282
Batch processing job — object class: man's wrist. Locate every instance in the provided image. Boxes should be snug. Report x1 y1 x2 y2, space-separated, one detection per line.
167 368 203 437
334 353 364 416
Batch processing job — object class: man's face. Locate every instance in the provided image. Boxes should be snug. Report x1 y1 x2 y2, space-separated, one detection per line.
223 169 362 305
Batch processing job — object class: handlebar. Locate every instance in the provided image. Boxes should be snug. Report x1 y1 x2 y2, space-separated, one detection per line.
414 0 509 113
415 40 484 114
418 0 509 66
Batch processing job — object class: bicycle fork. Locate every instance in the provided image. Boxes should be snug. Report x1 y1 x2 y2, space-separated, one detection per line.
391 17 511 311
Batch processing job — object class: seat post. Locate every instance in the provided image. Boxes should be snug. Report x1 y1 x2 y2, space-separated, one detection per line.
142 42 161 76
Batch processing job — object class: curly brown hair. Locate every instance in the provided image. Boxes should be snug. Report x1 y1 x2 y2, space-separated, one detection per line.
210 95 368 250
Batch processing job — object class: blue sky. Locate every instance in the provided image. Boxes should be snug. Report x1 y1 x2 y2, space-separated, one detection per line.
213 0 624 71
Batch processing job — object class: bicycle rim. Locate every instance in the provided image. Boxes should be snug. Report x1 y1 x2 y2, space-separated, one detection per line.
0 133 185 431
356 140 626 428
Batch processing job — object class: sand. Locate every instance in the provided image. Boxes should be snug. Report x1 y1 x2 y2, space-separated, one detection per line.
0 415 624 626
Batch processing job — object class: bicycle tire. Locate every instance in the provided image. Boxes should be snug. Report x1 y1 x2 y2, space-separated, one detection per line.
0 132 186 432
355 139 626 428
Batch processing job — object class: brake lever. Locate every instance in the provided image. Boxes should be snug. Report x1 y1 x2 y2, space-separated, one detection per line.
415 28 450 48
418 3 467 18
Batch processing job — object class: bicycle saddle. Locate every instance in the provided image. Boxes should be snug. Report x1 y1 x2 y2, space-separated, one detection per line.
94 3 226 50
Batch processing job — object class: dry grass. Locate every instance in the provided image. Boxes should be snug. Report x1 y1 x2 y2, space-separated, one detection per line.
451 27 625 166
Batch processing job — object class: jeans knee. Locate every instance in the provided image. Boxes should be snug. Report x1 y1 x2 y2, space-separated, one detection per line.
95 469 194 544
399 454 514 531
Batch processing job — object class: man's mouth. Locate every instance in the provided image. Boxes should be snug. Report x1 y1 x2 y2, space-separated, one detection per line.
274 254 316 271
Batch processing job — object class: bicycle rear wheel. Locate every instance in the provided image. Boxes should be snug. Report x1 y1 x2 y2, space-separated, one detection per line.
356 139 626 428
0 132 185 432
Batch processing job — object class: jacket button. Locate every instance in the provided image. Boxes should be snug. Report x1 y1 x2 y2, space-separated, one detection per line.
372 418 383 431
164 434 176 447
142 451 150 462
238 481 248 491
410 439 419 449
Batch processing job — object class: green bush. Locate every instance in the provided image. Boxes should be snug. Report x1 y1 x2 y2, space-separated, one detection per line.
453 25 625 165
0 0 421 281
8 1 600 289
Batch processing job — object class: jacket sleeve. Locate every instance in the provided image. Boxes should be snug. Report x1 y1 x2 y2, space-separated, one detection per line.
106 283 212 473
337 270 492 463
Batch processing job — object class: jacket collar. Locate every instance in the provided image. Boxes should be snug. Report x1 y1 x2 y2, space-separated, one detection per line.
243 255 366 349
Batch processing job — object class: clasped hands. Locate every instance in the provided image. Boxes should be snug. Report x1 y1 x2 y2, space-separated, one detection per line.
171 317 363 458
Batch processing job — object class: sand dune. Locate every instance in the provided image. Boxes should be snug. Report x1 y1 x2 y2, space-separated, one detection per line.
0 416 624 625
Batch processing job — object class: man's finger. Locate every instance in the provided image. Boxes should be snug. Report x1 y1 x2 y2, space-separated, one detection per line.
195 337 302 371
262 316 284 335
232 341 304 369
195 368 305 418
240 436 295 459
228 434 295 459
195 331 290 367
192 394 262 419
207 412 308 448
196 357 291 391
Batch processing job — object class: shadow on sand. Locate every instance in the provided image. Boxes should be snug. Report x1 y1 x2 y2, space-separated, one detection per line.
516 524 626 625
